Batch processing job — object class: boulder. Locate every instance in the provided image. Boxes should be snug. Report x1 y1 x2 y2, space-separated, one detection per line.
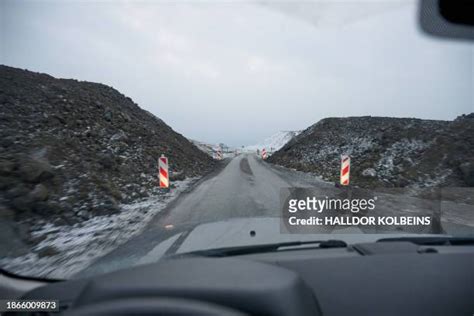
18 157 55 183
5 184 30 199
98 153 116 170
29 183 49 201
0 205 15 220
0 160 15 175
33 201 62 216
104 109 113 121
459 161 474 187
36 245 60 258
170 170 186 181
110 130 128 142
95 197 120 215
12 195 35 212
362 168 377 178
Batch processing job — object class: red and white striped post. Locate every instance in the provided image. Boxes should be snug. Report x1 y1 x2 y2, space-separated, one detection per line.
340 155 350 186
214 148 222 160
261 148 268 160
158 154 169 189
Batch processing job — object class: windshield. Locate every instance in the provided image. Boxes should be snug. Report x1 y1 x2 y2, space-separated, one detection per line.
0 0 473 280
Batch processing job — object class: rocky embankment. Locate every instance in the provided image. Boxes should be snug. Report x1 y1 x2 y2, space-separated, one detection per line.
268 115 474 188
0 65 216 229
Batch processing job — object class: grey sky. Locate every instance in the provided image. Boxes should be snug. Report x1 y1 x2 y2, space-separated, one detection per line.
1 0 473 146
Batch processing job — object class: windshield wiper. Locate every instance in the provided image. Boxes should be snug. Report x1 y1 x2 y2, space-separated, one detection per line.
174 239 347 258
377 236 474 246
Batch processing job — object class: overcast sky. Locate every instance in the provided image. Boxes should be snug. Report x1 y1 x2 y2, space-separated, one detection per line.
1 0 473 146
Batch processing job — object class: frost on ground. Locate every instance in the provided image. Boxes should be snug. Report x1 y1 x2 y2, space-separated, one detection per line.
269 115 474 188
0 178 197 279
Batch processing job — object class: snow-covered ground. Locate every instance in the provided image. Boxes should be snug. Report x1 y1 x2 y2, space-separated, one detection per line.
245 131 300 152
0 178 198 279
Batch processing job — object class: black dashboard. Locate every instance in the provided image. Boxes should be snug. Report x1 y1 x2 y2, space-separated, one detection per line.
15 241 474 316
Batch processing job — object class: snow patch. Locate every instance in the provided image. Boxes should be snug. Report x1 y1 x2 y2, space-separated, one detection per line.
0 178 197 279
245 131 300 152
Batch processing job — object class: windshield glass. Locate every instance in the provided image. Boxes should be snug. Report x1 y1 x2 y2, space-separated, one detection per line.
1 0 473 279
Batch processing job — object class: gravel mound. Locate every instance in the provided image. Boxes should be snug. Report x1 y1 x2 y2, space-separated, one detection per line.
268 115 474 188
0 65 216 228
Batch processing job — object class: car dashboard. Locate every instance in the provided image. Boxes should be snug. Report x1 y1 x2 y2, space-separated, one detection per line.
7 241 473 316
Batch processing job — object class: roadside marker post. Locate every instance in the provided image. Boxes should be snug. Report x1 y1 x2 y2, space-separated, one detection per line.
214 148 223 160
340 155 350 186
159 154 169 189
262 148 268 160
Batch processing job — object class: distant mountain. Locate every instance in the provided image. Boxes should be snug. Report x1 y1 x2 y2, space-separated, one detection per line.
268 116 474 188
245 131 301 152
0 65 216 224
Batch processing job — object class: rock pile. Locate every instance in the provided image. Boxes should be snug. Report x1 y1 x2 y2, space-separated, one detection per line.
268 115 474 188
0 65 216 227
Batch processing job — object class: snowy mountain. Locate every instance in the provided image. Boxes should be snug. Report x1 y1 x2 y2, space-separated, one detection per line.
245 131 301 152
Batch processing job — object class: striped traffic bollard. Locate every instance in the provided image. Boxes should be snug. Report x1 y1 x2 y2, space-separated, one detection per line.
158 154 169 189
340 155 350 186
261 148 268 160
